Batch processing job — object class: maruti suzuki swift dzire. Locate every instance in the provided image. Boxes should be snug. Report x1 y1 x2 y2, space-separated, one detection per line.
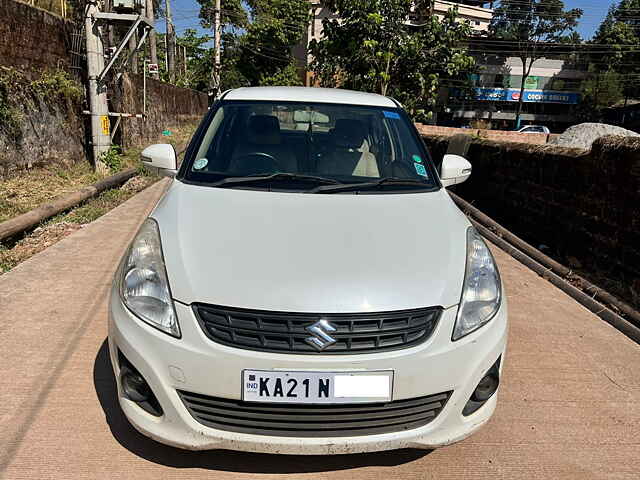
108 86 507 454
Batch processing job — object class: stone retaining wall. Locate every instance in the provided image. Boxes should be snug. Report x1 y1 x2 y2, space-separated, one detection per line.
423 133 640 306
416 124 559 145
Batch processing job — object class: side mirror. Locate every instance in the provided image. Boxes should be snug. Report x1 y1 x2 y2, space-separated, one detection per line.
440 154 472 187
141 144 177 177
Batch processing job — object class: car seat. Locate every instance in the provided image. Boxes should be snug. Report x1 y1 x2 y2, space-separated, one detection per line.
318 119 380 178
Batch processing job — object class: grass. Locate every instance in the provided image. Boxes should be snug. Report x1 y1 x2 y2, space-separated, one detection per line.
0 161 99 223
0 122 199 274
0 244 13 272
62 188 132 225
0 177 158 275
0 122 197 224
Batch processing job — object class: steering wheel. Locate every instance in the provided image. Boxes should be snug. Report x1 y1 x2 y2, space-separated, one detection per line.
232 152 281 175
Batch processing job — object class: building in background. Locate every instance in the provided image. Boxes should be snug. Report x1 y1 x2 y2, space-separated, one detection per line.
292 1 337 86
294 1 494 86
443 54 587 131
429 1 494 34
294 1 586 131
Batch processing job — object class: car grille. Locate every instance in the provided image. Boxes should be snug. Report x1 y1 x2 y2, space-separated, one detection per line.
193 304 442 354
178 390 451 437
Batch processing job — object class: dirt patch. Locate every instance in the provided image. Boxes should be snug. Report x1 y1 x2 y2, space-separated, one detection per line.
0 222 82 271
0 174 158 273
0 122 197 224
0 121 198 273
121 176 148 192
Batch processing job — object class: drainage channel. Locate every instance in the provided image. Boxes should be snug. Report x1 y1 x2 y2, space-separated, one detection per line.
449 191 640 345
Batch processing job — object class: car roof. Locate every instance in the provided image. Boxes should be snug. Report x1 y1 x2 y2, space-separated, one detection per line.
222 86 398 108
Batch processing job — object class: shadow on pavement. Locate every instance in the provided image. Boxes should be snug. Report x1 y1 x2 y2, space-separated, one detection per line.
93 339 431 473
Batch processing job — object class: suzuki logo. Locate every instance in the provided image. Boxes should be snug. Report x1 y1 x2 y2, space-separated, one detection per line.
305 319 337 351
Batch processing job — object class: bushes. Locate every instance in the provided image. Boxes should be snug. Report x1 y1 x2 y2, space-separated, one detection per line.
0 67 83 146
100 146 123 174
29 69 82 103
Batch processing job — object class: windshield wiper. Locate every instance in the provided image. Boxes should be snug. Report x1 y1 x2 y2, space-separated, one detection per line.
211 172 342 188
310 177 431 194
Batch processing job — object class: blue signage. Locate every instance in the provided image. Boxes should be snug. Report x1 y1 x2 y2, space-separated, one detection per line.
474 88 580 105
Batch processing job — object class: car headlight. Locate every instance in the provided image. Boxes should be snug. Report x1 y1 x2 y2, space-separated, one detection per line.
119 218 180 337
452 227 502 341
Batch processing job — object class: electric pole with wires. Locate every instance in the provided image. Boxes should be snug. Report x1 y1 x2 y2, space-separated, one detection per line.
83 0 153 170
85 0 111 170
165 0 176 82
212 0 222 98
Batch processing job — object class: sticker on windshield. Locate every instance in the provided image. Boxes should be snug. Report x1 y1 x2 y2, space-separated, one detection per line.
412 155 423 163
383 111 401 120
414 163 428 177
193 158 208 170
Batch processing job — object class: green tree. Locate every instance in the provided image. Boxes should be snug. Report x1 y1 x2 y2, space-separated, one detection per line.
591 1 640 105
196 0 248 29
489 0 583 127
195 0 309 87
237 0 310 86
578 69 624 119
175 29 214 91
309 0 475 120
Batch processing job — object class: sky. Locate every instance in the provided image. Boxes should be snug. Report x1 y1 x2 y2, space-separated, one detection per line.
566 0 618 39
157 0 620 41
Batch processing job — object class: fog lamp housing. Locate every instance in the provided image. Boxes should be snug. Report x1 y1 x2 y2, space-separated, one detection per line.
463 356 501 416
118 350 163 417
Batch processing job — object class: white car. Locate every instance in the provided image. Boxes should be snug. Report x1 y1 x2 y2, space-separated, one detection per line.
517 125 550 134
108 87 508 454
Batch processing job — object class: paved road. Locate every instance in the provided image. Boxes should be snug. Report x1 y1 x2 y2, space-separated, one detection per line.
1 181 639 480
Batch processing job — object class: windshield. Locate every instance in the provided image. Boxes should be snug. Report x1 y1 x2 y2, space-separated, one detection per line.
182 101 439 192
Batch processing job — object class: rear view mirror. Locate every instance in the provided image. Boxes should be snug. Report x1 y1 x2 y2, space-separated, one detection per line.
141 144 178 177
293 110 330 123
440 154 472 187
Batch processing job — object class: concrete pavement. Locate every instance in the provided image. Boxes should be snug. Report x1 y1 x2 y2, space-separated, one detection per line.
1 180 639 479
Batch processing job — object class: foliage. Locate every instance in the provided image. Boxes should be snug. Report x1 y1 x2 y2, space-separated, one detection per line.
489 0 583 124
0 69 23 139
309 0 474 119
0 68 82 144
578 69 624 119
172 29 215 91
590 0 640 103
0 97 23 141
235 0 309 86
29 70 83 103
258 62 302 86
100 146 123 174
196 0 248 30
171 0 308 91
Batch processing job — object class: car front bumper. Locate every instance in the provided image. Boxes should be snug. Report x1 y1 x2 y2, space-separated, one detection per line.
108 286 508 454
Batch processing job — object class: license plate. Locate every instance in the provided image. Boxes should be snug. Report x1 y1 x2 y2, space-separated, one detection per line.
242 370 393 404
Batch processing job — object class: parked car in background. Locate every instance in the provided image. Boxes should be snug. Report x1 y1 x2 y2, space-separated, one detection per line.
109 86 508 454
517 125 550 134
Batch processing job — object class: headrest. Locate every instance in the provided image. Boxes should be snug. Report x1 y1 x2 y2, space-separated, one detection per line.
248 115 281 145
332 119 368 149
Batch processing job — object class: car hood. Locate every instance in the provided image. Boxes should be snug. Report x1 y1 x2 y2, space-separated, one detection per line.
151 181 471 313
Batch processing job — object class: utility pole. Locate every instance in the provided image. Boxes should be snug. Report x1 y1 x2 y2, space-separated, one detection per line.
165 0 176 82
85 0 110 170
146 0 159 79
164 34 168 73
212 0 221 97
183 45 188 76
129 33 139 74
